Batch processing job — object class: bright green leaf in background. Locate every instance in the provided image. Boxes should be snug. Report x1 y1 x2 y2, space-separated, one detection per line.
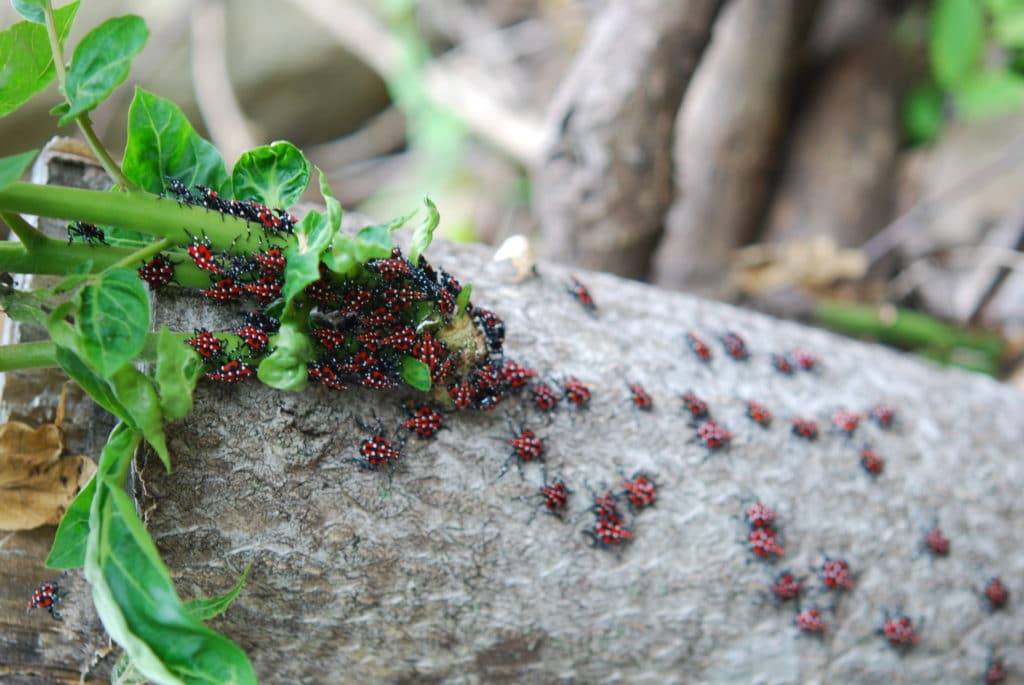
154 326 202 421
0 149 38 188
408 197 440 265
903 83 945 144
232 141 310 209
11 0 47 23
955 70 1024 117
61 15 148 125
0 2 79 116
930 0 985 89
122 88 230 196
988 0 1024 47
74 269 150 378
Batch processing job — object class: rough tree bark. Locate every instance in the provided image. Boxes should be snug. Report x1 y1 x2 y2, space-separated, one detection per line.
4 146 1024 684
533 0 724 280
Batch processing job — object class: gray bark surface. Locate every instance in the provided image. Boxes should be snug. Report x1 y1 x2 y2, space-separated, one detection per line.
652 0 817 297
533 0 724 279
139 249 1024 683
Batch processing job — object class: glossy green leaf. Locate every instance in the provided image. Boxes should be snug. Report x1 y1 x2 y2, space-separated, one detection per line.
930 0 984 89
74 268 150 378
955 70 1024 118
257 322 312 391
54 346 133 426
318 165 342 233
185 563 252 621
281 206 337 306
0 149 37 188
110 365 169 471
12 0 47 23
408 196 440 264
45 473 95 569
903 83 944 144
353 224 393 262
86 427 257 685
322 213 404 277
122 88 229 195
400 355 431 391
231 141 310 209
0 2 78 116
61 16 148 125
154 326 202 421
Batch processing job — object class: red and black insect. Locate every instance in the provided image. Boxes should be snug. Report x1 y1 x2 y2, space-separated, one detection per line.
686 332 713 363
879 612 921 648
311 327 346 351
243 275 283 305
199 276 244 303
235 322 269 353
305 278 341 308
473 307 506 355
984 577 1010 611
680 390 709 419
194 184 227 212
501 421 545 478
795 606 828 634
380 285 428 310
184 328 225 362
924 527 950 557
359 366 401 391
66 221 107 246
771 353 795 375
792 349 819 371
186 233 225 275
745 400 772 427
589 488 623 524
562 376 591 408
791 417 818 441
831 409 860 437
253 247 286 275
985 655 1007 684
696 419 733 450
719 331 748 361
585 518 634 549
413 333 452 383
26 580 62 620
529 382 560 412
771 571 802 602
500 359 537 392
163 176 193 204
620 472 657 510
448 379 475 410
744 501 779 529
366 253 413 280
568 275 597 314
138 254 174 289
355 419 404 471
819 556 854 591
307 360 346 391
518 474 571 518
628 382 653 411
748 527 784 558
869 403 896 429
402 404 443 438
205 359 255 384
859 447 884 476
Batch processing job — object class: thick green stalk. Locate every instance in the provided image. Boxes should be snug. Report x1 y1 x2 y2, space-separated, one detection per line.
0 182 275 252
0 237 133 274
0 340 57 371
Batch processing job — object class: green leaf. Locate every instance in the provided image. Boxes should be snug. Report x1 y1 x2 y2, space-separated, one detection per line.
0 1 78 117
122 88 230 195
154 326 202 421
185 563 252 621
231 141 310 209
110 365 170 471
930 0 985 89
12 0 47 23
318 165 342 233
257 322 312 391
989 0 1024 46
455 282 472 313
45 473 95 569
86 428 257 685
54 346 133 426
353 224 393 262
903 83 944 144
74 268 150 378
955 70 1024 117
322 213 404 277
61 16 148 125
0 149 37 188
408 196 440 264
281 207 337 306
400 356 432 391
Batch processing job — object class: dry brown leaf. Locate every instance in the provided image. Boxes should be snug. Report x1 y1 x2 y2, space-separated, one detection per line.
732 236 868 296
0 455 96 529
0 384 97 530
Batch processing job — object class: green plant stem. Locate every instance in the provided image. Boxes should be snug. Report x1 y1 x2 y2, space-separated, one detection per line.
1 212 48 250
0 340 57 370
0 237 132 274
41 1 135 191
110 238 171 270
0 182 272 252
